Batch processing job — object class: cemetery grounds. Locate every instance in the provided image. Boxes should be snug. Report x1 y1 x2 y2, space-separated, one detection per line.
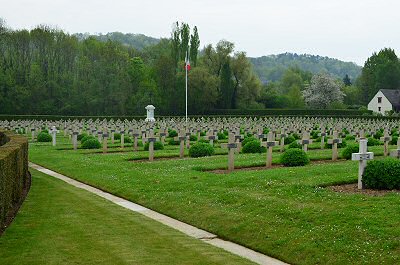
1 116 400 265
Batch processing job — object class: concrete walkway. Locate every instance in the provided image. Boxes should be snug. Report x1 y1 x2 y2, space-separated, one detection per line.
29 162 288 265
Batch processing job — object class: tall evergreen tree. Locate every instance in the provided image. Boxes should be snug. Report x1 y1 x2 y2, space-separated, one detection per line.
219 61 233 109
343 74 352 86
189 26 200 67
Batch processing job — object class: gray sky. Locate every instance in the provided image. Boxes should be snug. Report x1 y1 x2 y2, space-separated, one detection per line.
1 0 399 65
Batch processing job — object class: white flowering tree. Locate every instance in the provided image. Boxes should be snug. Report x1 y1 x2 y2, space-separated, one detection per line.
303 73 345 109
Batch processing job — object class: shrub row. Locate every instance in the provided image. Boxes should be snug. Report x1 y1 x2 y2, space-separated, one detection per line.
206 108 372 116
0 130 29 231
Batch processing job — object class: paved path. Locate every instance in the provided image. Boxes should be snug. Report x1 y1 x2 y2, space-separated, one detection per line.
29 162 289 265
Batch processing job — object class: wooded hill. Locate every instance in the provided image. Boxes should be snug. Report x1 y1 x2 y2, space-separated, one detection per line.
79 32 361 83
250 53 362 83
74 32 160 50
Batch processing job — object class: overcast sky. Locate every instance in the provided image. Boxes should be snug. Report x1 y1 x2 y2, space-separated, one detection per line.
1 0 399 65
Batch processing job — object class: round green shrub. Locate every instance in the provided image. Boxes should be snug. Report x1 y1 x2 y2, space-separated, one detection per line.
144 141 164 151
284 135 295 145
168 130 178 138
168 138 180 145
114 133 121 140
292 133 300 140
189 135 198 141
341 144 359 160
367 137 381 146
363 158 400 189
37 132 52 142
242 136 257 146
390 136 398 145
124 137 132 143
311 130 320 139
200 131 206 136
263 128 269 134
288 141 302 149
345 135 355 141
189 143 215 158
217 132 227 140
81 138 101 149
77 133 88 141
373 130 383 139
81 135 96 144
280 149 310 167
242 140 265 153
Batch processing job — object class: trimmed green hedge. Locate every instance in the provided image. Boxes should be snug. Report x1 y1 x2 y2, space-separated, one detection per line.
280 149 310 167
206 109 372 116
189 143 215 158
363 158 400 189
0 130 29 231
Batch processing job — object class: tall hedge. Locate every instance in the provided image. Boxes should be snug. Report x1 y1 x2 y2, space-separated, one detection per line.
0 130 29 231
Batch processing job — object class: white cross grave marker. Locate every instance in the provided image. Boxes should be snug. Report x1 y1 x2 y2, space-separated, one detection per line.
50 126 59 146
352 139 374 190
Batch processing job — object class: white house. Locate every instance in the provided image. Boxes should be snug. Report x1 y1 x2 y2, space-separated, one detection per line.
368 89 400 115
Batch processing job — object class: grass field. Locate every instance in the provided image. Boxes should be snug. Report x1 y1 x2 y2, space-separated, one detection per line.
0 169 253 265
26 135 400 264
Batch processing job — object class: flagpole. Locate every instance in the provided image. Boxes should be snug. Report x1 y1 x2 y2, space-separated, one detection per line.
185 51 188 124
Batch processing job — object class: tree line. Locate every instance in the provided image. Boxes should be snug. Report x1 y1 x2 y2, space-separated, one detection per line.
0 18 399 116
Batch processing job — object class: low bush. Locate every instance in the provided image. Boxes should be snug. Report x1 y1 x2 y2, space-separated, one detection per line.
341 144 359 160
114 133 121 140
77 133 88 141
168 138 180 145
189 135 198 141
217 132 227 140
373 130 383 139
367 137 381 146
288 141 302 149
168 130 178 138
292 133 300 140
242 136 257 146
284 135 296 145
81 135 96 144
189 143 215 157
242 140 265 153
37 132 52 142
200 131 206 136
311 130 320 139
144 141 164 151
280 149 310 167
124 137 132 143
390 136 398 145
345 134 356 140
198 139 209 144
363 158 400 189
81 138 101 149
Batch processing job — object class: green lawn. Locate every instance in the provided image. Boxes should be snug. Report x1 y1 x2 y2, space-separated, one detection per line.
0 169 253 265
27 135 400 265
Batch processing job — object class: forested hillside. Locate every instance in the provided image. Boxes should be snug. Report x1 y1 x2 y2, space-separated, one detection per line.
1 18 398 115
0 22 262 115
250 53 362 83
73 32 362 84
74 32 160 50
